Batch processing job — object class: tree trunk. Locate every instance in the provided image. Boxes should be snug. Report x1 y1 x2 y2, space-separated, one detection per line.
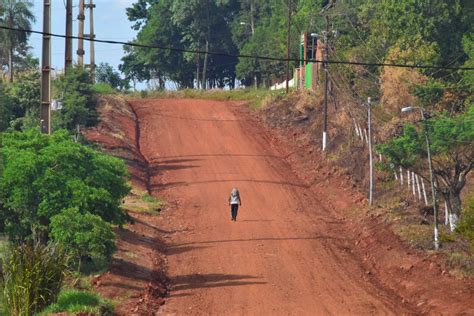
442 189 461 232
8 46 13 82
196 53 200 89
202 40 209 90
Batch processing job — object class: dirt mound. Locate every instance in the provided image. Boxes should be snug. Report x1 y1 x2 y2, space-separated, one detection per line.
84 95 150 190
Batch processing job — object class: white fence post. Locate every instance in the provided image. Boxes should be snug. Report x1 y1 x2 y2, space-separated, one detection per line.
415 174 422 201
400 167 403 186
421 178 428 206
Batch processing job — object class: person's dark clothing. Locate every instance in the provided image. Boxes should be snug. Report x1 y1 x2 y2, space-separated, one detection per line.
231 204 239 221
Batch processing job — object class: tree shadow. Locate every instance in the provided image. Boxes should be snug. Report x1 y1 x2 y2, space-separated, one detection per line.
165 245 209 256
151 178 308 190
170 273 266 291
173 235 341 247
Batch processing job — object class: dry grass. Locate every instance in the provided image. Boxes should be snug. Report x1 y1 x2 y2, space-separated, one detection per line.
122 188 164 215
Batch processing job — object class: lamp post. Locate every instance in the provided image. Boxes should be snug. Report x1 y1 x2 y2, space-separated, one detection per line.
310 33 318 60
401 106 439 250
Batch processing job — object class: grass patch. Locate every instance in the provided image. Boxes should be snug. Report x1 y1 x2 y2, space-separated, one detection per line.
142 194 162 205
128 88 286 109
122 188 165 215
41 289 114 315
444 251 474 277
396 224 433 250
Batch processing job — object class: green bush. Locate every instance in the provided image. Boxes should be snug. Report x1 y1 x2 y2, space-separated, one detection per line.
1 243 68 316
0 130 130 243
457 194 474 251
54 66 97 131
50 208 116 272
41 289 114 315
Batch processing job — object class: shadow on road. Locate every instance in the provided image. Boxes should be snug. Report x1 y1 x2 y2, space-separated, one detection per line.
172 235 340 247
152 178 308 190
171 273 266 291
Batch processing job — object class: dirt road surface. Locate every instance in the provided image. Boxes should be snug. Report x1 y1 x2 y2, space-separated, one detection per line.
126 98 423 315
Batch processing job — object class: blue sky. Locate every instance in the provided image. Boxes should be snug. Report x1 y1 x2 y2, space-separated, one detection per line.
30 0 137 71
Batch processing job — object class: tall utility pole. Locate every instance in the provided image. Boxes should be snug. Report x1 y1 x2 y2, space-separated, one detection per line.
77 0 85 66
367 97 374 205
40 0 51 134
250 0 257 89
202 0 211 90
401 106 439 250
65 0 73 72
322 15 329 151
422 110 439 250
285 0 291 93
86 0 96 80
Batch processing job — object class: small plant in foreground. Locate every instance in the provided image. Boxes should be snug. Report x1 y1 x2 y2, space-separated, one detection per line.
1 243 68 315
41 289 114 315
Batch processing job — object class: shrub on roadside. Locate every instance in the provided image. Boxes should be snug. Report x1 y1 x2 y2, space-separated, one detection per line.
0 129 130 243
1 243 68 316
457 194 474 251
49 208 116 272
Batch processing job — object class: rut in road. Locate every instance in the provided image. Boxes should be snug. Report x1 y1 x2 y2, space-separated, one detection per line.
130 98 413 315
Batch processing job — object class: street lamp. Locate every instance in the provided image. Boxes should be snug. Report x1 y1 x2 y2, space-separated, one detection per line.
401 106 439 250
310 33 318 60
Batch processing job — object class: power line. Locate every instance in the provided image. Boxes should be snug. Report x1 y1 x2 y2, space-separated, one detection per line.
1 24 473 71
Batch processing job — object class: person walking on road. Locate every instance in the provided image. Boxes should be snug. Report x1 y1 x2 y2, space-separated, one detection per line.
228 187 242 221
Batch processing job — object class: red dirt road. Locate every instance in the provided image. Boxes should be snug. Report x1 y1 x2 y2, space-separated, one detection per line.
130 98 417 315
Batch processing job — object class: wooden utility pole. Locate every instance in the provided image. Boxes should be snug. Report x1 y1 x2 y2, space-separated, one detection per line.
322 15 329 151
285 0 292 93
77 0 85 66
40 0 51 134
65 0 73 72
87 0 96 80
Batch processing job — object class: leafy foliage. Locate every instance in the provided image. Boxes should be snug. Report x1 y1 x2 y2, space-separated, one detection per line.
457 193 474 251
378 106 474 216
0 130 130 243
0 0 35 82
50 208 116 272
95 62 129 91
54 66 97 131
1 243 68 316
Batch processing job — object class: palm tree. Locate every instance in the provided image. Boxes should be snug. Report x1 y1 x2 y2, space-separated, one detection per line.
0 0 35 82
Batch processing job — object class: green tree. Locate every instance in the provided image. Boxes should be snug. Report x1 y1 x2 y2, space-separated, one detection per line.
95 62 129 91
6 70 40 131
54 66 97 131
0 130 130 243
378 106 474 227
49 208 115 272
0 82 14 131
121 0 239 89
0 0 35 82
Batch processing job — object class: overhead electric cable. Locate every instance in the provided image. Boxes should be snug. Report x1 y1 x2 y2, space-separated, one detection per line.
1 24 473 71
